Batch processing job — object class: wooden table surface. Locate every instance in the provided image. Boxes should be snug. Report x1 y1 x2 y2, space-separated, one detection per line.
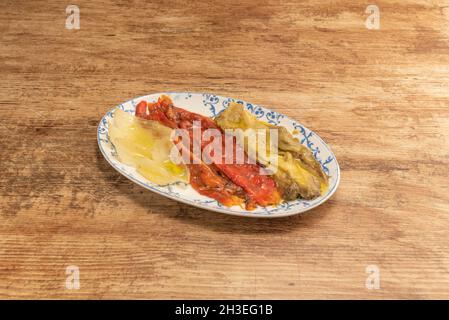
1 0 449 299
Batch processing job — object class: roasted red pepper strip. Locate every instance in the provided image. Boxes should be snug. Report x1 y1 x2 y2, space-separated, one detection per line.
175 138 248 208
135 96 281 208
136 98 249 208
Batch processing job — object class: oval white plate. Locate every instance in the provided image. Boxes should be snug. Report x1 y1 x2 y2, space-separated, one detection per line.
98 92 340 218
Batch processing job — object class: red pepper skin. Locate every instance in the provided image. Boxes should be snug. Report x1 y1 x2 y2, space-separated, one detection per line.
135 95 281 209
135 100 148 118
135 97 248 208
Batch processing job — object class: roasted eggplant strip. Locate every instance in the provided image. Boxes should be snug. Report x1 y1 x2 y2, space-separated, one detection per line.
215 102 328 200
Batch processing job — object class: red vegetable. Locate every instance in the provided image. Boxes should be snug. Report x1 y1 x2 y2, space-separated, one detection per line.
135 95 281 209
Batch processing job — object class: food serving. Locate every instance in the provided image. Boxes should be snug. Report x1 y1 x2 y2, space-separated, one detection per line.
106 95 331 211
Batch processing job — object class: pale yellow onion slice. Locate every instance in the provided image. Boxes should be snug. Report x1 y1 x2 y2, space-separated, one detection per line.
108 108 189 185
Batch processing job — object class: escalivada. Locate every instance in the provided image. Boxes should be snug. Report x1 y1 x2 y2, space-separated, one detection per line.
108 95 328 210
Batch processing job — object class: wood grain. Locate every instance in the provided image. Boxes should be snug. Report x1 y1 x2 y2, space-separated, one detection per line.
1 0 449 299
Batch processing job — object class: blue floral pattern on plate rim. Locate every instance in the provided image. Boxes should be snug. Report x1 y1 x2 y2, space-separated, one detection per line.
97 92 340 218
